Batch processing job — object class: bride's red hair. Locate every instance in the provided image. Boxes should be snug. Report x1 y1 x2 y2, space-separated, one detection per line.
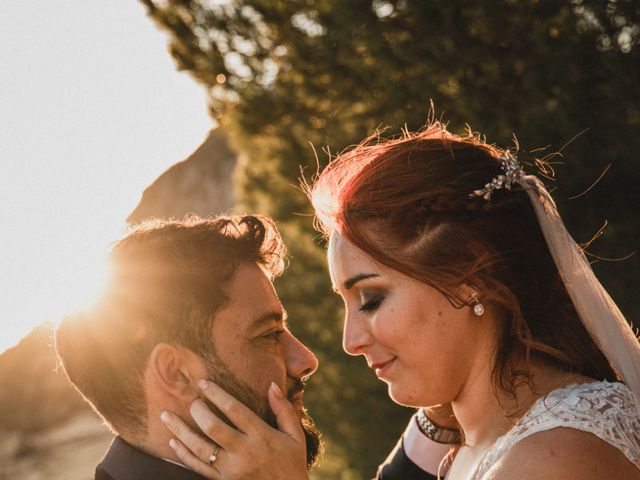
309 122 616 398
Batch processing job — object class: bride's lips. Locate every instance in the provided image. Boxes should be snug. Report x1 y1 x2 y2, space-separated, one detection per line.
369 358 396 378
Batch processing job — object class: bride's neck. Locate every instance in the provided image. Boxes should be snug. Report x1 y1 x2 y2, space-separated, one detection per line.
452 359 589 448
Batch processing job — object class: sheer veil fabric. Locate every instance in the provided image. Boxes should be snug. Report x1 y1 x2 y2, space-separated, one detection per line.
519 175 640 413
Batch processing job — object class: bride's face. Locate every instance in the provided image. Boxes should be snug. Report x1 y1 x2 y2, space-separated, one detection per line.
328 233 495 407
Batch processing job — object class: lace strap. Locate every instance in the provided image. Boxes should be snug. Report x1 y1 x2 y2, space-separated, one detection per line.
474 381 640 478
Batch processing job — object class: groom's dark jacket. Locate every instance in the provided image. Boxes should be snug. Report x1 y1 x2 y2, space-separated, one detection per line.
94 435 435 480
95 436 205 480
376 438 438 480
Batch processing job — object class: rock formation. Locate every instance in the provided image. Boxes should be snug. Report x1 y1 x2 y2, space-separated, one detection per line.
128 128 236 224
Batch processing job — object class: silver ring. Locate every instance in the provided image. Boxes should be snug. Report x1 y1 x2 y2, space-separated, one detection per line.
208 445 220 466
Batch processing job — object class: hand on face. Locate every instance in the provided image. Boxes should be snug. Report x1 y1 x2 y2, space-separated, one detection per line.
161 379 310 480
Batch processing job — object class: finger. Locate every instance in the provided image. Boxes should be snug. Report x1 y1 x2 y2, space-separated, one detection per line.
268 382 305 443
190 398 245 449
160 411 220 462
168 438 221 479
197 379 263 434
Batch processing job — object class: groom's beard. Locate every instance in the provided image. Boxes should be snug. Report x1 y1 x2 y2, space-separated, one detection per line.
287 379 323 469
202 355 323 469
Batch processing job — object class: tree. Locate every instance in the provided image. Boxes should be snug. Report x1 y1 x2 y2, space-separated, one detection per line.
139 1 640 476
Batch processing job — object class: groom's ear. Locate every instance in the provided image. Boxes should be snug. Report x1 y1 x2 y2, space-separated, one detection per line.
147 343 204 404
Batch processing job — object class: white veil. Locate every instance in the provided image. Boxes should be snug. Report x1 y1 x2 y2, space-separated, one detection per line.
519 174 640 412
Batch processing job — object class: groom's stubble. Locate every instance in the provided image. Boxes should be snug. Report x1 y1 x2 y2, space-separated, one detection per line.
200 352 323 468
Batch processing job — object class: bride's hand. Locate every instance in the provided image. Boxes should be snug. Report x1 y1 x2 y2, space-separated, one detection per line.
160 379 309 479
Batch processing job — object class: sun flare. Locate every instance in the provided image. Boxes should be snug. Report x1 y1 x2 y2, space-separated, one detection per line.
0 217 125 354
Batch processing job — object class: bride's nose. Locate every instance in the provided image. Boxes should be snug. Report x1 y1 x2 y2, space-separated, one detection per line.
342 312 371 356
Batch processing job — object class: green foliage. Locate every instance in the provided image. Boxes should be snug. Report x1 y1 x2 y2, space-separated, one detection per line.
140 0 639 476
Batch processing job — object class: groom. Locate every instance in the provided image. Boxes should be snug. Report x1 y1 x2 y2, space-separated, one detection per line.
56 214 448 479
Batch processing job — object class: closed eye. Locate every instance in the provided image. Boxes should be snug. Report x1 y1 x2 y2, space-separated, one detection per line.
359 295 385 313
264 329 285 341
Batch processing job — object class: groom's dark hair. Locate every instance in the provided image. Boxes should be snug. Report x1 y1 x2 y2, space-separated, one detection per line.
55 214 285 436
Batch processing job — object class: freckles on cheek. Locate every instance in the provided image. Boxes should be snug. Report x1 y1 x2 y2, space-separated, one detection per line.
433 311 449 332
404 336 424 359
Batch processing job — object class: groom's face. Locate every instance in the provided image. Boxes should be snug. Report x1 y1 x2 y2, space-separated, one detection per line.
198 262 321 465
209 263 318 414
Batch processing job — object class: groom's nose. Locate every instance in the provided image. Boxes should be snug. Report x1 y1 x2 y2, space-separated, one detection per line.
283 332 318 380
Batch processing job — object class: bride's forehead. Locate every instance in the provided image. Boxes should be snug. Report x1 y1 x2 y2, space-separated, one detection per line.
328 233 378 274
328 232 353 265
327 233 341 279
327 233 355 285
327 231 340 255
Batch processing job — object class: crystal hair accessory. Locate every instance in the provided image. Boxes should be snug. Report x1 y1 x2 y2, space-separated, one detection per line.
466 141 640 416
470 152 524 200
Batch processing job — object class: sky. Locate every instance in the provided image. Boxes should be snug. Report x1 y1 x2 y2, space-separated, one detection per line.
0 1 212 354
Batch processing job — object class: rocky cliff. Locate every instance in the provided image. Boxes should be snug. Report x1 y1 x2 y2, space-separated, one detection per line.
128 128 236 224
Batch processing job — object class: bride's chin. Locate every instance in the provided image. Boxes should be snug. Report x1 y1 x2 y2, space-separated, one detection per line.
387 383 417 407
387 383 438 408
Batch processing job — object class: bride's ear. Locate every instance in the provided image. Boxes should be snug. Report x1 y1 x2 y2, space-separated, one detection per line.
147 343 203 404
458 282 491 316
458 282 482 304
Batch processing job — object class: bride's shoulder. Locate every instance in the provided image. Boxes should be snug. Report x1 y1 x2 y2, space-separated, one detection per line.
485 427 640 480
483 380 640 479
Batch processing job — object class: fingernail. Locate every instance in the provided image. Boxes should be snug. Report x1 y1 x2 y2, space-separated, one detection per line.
169 439 177 450
270 381 284 399
160 411 170 423
198 379 209 390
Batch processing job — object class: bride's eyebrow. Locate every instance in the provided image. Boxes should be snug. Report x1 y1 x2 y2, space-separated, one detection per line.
343 273 379 290
331 273 380 294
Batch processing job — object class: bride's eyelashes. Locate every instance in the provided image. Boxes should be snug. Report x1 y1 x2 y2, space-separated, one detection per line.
359 293 385 313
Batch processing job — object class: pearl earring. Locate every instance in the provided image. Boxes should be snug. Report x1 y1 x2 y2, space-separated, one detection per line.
471 291 485 316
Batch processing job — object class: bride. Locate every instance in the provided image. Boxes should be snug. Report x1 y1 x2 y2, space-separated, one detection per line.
161 122 640 479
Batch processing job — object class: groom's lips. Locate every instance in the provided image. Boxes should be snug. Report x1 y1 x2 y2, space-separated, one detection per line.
289 391 304 402
289 391 305 411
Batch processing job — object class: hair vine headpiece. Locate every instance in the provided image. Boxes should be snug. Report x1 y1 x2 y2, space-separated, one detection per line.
470 151 524 200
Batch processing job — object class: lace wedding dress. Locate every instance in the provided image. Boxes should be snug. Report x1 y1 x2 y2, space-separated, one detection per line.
473 380 640 478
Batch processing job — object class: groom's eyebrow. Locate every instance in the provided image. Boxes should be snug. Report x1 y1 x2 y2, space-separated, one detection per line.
343 273 379 290
250 309 288 329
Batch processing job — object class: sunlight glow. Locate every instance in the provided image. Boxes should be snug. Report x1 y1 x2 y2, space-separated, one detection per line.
0 1 212 353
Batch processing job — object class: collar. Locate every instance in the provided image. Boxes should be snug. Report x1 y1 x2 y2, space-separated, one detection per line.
97 436 205 480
